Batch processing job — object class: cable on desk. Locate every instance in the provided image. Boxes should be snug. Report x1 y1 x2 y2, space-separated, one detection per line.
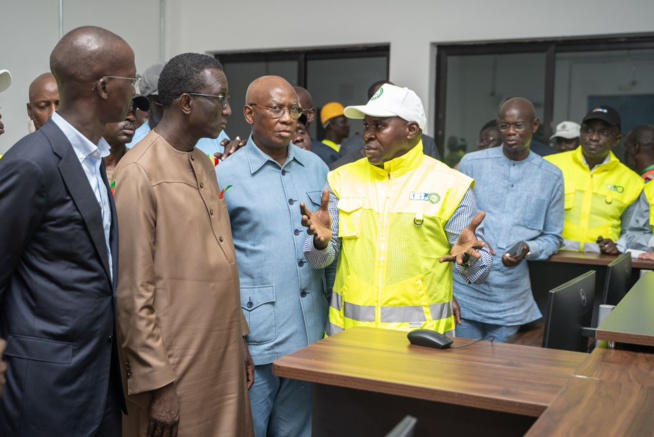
451 335 495 348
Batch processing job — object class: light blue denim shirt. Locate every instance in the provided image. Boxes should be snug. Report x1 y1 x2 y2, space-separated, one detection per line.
216 137 329 365
454 146 564 325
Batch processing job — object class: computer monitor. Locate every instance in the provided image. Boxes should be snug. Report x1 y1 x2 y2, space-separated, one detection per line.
542 271 595 352
602 252 632 306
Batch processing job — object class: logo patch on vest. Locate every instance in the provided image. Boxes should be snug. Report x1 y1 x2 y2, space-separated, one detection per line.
410 191 441 204
605 184 624 193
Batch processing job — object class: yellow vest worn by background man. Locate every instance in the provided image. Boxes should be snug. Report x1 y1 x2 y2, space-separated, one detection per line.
327 142 473 335
545 147 643 251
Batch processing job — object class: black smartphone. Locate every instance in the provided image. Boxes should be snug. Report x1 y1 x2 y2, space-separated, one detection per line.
506 241 526 258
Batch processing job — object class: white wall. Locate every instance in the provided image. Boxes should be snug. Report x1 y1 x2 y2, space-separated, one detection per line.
175 0 654 136
1 0 653 154
0 0 163 153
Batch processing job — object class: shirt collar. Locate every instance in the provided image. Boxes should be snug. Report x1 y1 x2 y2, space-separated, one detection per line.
571 146 617 173
369 140 424 179
245 134 306 174
51 112 110 160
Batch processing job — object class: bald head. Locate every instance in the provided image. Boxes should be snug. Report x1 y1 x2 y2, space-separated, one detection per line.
497 97 540 161
49 26 137 141
50 26 134 90
629 125 654 147
294 86 315 125
498 97 536 120
27 73 59 130
625 125 654 171
245 76 300 162
246 76 296 105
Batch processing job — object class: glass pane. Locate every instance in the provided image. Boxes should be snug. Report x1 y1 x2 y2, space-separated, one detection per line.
220 60 298 141
553 49 654 163
444 53 547 165
307 56 387 140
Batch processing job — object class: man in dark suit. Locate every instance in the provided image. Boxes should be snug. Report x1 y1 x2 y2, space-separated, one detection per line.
0 26 137 436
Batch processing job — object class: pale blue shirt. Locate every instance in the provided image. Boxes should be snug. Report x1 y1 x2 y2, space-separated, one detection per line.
216 137 330 365
619 189 654 256
51 112 113 281
454 147 564 326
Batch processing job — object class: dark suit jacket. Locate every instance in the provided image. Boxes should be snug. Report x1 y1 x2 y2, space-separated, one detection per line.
0 120 122 436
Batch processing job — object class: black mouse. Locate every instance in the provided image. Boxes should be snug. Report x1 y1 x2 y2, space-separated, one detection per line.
407 329 453 349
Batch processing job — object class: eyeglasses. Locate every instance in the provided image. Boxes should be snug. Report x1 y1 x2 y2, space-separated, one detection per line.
182 93 230 111
498 123 528 132
248 103 303 120
92 74 141 91
479 135 499 144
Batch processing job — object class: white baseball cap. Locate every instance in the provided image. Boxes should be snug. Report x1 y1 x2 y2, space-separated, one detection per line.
344 84 426 130
0 69 11 93
550 121 581 140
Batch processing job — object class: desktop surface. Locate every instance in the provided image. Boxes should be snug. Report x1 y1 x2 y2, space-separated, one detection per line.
273 327 587 417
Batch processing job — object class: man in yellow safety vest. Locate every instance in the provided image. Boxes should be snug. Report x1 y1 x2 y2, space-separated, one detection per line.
301 84 492 336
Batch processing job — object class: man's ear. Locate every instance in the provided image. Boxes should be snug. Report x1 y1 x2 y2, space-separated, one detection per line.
178 94 193 115
26 103 33 120
244 105 255 126
94 78 109 100
532 118 541 134
406 122 420 140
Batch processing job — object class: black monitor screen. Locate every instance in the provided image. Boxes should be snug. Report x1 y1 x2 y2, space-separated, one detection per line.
602 252 632 306
542 271 595 352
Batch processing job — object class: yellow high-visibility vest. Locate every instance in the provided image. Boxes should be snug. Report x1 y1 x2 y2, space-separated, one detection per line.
327 142 473 335
643 181 654 233
545 147 643 251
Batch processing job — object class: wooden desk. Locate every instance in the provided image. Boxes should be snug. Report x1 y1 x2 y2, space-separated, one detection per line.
596 272 654 348
274 327 587 436
527 347 654 436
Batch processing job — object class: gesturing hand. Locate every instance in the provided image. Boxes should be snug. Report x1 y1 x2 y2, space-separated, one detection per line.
300 189 332 250
439 211 488 266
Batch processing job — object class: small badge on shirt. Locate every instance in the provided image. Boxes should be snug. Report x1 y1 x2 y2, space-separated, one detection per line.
410 191 441 204
110 180 116 196
605 184 624 193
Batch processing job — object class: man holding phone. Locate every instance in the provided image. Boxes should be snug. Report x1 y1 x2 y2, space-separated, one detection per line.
453 97 564 342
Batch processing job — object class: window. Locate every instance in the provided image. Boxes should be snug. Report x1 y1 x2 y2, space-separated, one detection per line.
213 47 389 141
436 36 654 162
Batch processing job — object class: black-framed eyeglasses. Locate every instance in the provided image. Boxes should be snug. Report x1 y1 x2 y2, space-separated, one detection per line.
248 103 303 120
92 74 141 91
180 93 230 111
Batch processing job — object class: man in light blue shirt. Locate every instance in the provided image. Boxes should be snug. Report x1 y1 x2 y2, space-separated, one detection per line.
454 97 564 342
216 75 329 437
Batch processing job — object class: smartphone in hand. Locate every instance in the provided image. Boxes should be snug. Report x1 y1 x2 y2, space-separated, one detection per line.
506 241 526 258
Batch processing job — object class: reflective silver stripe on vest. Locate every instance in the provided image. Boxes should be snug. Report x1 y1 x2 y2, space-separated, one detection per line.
326 322 344 336
330 292 343 311
381 306 426 323
344 302 376 322
430 301 453 321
